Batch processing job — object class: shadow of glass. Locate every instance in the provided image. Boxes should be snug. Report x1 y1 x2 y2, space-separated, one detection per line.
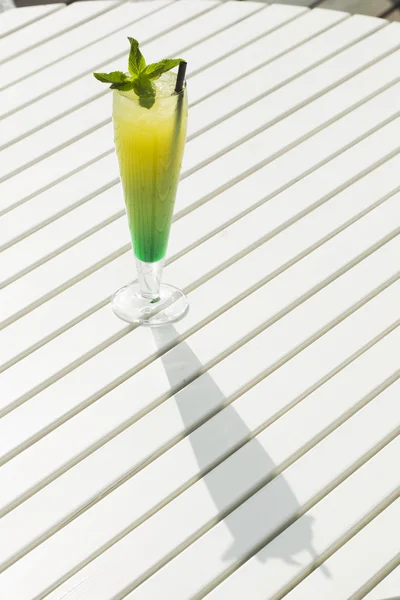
152 325 320 573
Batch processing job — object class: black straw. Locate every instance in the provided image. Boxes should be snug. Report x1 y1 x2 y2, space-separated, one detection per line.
175 61 187 93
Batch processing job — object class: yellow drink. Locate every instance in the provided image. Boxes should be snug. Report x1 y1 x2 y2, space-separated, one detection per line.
113 71 188 263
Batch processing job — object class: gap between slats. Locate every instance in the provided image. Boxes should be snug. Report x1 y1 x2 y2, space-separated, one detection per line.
1 145 400 384
0 0 257 85
0 236 398 518
185 60 400 173
0 3 396 474
1 18 398 322
351 556 400 600
0 208 126 292
188 11 349 111
0 4 64 40
8 13 391 205
363 565 400 600
125 429 400 600
0 3 311 174
0 0 128 66
4 62 400 290
195 465 400 600
1 2 398 592
0 5 268 184
0 11 369 193
2 83 400 454
267 493 400 600
1 292 399 496
0 7 398 592
0 6 349 249
0 177 396 492
0 214 396 576
1 146 399 412
0 0 194 93
0 17 396 318
60 400 400 599
4 391 400 595
0 14 391 244
0 146 111 219
0 3 302 208
0 1 270 150
2 90 400 338
178 92 400 222
0 170 117 251
1 112 400 416
0 322 398 580
0 0 228 117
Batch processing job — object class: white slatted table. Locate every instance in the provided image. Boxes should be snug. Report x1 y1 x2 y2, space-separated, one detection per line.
0 2 399 599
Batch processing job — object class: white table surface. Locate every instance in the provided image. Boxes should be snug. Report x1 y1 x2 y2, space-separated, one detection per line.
0 1 399 598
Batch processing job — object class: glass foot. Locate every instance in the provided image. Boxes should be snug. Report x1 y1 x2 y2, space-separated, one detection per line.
111 282 189 326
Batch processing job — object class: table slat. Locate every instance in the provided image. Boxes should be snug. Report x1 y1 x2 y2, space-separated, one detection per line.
191 21 393 121
1 4 331 207
0 154 119 250
42 381 400 600
0 10 382 184
177 78 400 217
0 211 398 558
0 317 399 590
186 47 400 172
0 3 62 38
2 51 400 333
1 109 400 428
364 566 400 599
0 127 396 371
0 2 286 147
206 441 400 600
4 43 400 290
0 3 398 599
0 187 124 290
0 140 399 434
0 0 231 118
1 81 400 410
0 0 254 89
2 29 399 262
0 0 120 66
283 499 400 600
0 2 266 178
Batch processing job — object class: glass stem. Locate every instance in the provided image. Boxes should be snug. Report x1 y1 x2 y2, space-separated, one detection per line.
136 258 164 301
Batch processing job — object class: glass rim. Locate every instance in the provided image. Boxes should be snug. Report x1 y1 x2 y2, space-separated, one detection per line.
115 80 186 102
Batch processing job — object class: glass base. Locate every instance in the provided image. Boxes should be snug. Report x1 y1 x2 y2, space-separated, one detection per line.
111 282 189 326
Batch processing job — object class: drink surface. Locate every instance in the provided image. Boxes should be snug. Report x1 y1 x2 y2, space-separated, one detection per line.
113 71 188 263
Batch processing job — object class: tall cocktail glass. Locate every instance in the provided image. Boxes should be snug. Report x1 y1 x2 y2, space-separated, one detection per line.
111 71 188 325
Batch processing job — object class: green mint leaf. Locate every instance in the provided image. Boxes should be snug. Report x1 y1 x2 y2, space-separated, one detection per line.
144 58 183 80
132 75 156 109
93 37 186 109
93 71 128 84
128 37 146 76
110 80 135 91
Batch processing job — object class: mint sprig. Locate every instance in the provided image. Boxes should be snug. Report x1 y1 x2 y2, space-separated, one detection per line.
128 37 146 76
143 59 182 80
93 37 183 109
132 75 156 110
93 71 128 84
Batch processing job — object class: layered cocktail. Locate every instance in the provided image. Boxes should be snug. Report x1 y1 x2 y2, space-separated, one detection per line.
94 39 188 325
